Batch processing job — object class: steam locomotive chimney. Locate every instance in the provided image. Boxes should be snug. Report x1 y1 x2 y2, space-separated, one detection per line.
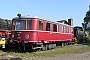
68 18 73 26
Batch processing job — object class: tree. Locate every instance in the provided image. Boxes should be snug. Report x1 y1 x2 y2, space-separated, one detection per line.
84 11 90 23
83 5 90 31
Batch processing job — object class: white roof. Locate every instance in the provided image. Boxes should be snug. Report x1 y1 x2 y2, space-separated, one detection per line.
13 15 73 27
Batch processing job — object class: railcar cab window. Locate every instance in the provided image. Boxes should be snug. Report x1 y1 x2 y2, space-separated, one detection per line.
27 20 32 30
46 22 51 31
39 21 43 30
12 20 16 30
16 20 25 30
53 24 57 32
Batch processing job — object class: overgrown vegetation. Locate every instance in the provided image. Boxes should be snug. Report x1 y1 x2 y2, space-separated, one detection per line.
2 43 90 58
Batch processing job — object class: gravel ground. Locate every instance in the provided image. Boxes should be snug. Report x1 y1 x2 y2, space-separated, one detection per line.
0 52 90 60
23 52 90 60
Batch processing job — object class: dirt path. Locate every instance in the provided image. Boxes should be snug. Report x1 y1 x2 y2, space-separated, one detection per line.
24 52 90 60
0 52 90 60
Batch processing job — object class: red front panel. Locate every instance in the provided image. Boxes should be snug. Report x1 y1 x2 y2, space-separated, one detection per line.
12 31 38 42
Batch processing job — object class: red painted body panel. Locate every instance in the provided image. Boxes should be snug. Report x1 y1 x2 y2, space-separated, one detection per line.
12 30 74 42
37 31 74 42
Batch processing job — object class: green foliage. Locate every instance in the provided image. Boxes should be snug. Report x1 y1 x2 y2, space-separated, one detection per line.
84 11 90 22
83 6 90 31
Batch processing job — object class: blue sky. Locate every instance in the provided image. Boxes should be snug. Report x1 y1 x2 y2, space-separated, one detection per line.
0 0 90 26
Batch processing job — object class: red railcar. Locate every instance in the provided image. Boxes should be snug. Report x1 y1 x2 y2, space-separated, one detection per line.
11 14 74 51
0 30 11 37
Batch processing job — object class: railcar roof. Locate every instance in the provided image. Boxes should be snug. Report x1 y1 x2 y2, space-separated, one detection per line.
13 16 73 27
13 16 39 19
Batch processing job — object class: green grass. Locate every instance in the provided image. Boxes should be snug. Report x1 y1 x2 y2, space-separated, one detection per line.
7 43 90 57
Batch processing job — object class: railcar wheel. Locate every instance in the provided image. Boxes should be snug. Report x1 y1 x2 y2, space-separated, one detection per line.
23 44 26 52
48 44 54 50
65 42 68 46
61 43 64 47
52 44 56 49
41 45 47 51
20 43 26 52
64 43 67 46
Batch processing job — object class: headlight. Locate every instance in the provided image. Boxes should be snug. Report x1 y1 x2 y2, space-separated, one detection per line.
25 34 29 39
2 38 5 40
12 34 14 38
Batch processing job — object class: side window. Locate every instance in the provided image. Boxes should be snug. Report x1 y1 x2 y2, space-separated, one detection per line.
70 28 72 33
64 26 66 33
27 20 32 30
66 26 68 33
69 27 71 33
67 27 69 33
65 26 67 33
70 27 73 33
39 21 43 30
64 26 68 33
53 24 57 32
46 22 50 31
60 25 62 33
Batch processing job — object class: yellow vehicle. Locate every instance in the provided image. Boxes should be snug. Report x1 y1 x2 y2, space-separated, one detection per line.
0 38 6 48
0 37 10 49
0 30 11 49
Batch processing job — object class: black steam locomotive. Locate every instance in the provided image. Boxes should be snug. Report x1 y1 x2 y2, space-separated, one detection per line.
74 26 86 43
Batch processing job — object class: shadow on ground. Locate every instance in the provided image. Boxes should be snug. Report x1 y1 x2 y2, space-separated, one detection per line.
0 58 22 60
79 42 90 46
1 46 34 53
